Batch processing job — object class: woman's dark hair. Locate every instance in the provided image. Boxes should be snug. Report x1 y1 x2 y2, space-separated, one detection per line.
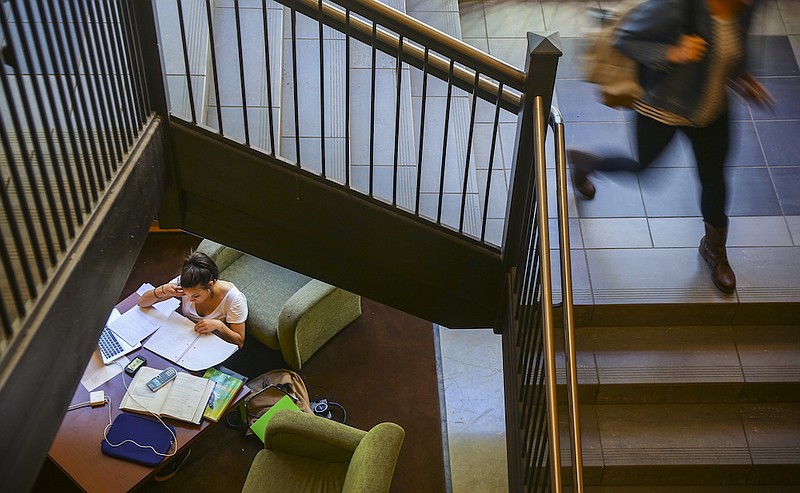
180 252 219 289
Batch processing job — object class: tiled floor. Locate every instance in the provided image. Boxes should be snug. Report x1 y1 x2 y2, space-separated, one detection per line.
440 1 800 492
460 0 800 308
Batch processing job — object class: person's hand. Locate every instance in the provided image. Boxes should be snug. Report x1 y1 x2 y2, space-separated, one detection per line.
160 282 184 298
667 34 707 64
194 319 222 335
732 74 774 108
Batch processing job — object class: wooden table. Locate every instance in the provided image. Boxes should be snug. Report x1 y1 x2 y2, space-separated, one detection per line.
48 292 247 492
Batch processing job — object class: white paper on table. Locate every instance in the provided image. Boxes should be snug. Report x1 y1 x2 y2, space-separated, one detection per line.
176 332 238 371
144 311 238 371
135 282 181 316
109 305 166 346
144 311 197 362
136 282 154 296
81 351 128 391
153 297 180 316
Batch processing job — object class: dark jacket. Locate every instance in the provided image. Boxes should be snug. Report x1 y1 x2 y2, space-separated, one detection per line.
613 0 756 121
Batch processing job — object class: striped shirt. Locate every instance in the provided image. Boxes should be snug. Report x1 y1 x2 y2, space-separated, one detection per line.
633 15 743 127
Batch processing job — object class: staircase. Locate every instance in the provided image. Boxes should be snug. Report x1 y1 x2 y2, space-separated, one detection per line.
150 0 544 329
559 313 800 490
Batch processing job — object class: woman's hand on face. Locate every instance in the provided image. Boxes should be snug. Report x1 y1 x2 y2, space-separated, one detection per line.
194 319 222 335
667 34 708 64
162 283 184 297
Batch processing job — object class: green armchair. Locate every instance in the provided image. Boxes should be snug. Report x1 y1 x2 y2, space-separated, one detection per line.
241 410 405 493
196 240 362 370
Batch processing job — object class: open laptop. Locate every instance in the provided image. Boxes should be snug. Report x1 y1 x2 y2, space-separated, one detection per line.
98 325 141 365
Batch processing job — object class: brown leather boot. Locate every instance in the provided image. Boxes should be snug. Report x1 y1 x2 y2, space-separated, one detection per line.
567 149 597 199
699 222 736 294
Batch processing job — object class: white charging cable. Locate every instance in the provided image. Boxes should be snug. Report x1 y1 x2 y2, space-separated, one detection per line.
66 363 181 457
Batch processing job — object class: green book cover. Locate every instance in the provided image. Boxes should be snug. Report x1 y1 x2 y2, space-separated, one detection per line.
249 394 301 443
202 366 246 422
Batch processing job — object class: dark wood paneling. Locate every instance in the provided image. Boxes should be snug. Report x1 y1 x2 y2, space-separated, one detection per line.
0 119 166 493
165 120 503 328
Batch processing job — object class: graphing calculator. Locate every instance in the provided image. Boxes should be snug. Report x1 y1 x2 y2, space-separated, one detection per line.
146 367 177 392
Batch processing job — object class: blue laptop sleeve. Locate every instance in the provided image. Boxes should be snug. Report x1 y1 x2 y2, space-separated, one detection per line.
101 413 176 466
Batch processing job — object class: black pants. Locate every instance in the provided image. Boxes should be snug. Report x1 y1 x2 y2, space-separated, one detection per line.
597 111 730 229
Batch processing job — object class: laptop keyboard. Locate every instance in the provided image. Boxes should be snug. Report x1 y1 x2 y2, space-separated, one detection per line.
98 327 124 360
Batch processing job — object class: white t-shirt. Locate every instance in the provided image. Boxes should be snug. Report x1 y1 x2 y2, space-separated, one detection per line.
170 277 248 325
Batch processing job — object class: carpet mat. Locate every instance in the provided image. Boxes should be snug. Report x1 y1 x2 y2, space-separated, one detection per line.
34 232 446 492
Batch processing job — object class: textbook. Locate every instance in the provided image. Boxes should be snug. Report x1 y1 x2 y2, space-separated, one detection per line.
202 366 247 422
120 366 215 425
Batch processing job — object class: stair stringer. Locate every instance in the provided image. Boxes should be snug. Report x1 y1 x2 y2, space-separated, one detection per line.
166 119 503 328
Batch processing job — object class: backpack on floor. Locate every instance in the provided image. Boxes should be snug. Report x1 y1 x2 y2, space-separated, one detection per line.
582 0 645 108
241 369 312 432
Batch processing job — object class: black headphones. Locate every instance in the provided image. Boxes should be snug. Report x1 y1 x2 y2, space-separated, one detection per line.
311 398 347 423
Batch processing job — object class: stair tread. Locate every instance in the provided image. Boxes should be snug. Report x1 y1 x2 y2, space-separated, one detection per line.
574 403 800 465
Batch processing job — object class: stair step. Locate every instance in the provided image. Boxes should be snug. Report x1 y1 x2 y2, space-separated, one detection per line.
560 403 800 486
551 324 800 404
576 486 797 492
567 300 800 327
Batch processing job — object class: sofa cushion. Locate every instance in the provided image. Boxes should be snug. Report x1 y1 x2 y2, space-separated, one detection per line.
221 255 311 349
242 449 347 493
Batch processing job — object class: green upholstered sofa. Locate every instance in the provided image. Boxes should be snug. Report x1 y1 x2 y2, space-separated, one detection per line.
196 240 362 370
241 410 405 493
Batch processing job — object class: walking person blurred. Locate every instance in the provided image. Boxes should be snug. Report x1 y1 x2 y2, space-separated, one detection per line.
569 0 772 294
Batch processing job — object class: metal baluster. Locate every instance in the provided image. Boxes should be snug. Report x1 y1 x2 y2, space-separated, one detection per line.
392 35 403 207
234 0 250 145
480 82 503 244
318 0 326 177
414 47 429 216
0 225 18 333
344 9 351 186
0 65 52 276
54 1 102 203
206 0 224 135
459 69 480 234
98 0 136 147
89 0 130 150
16 0 80 235
112 0 145 133
0 113 38 299
80 0 124 167
0 6 66 254
437 59 455 224
36 0 91 216
118 0 151 124
368 21 377 196
64 0 114 183
261 0 276 154
176 0 198 124
290 3 301 164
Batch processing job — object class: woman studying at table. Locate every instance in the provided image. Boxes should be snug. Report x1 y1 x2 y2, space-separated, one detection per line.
138 251 248 348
